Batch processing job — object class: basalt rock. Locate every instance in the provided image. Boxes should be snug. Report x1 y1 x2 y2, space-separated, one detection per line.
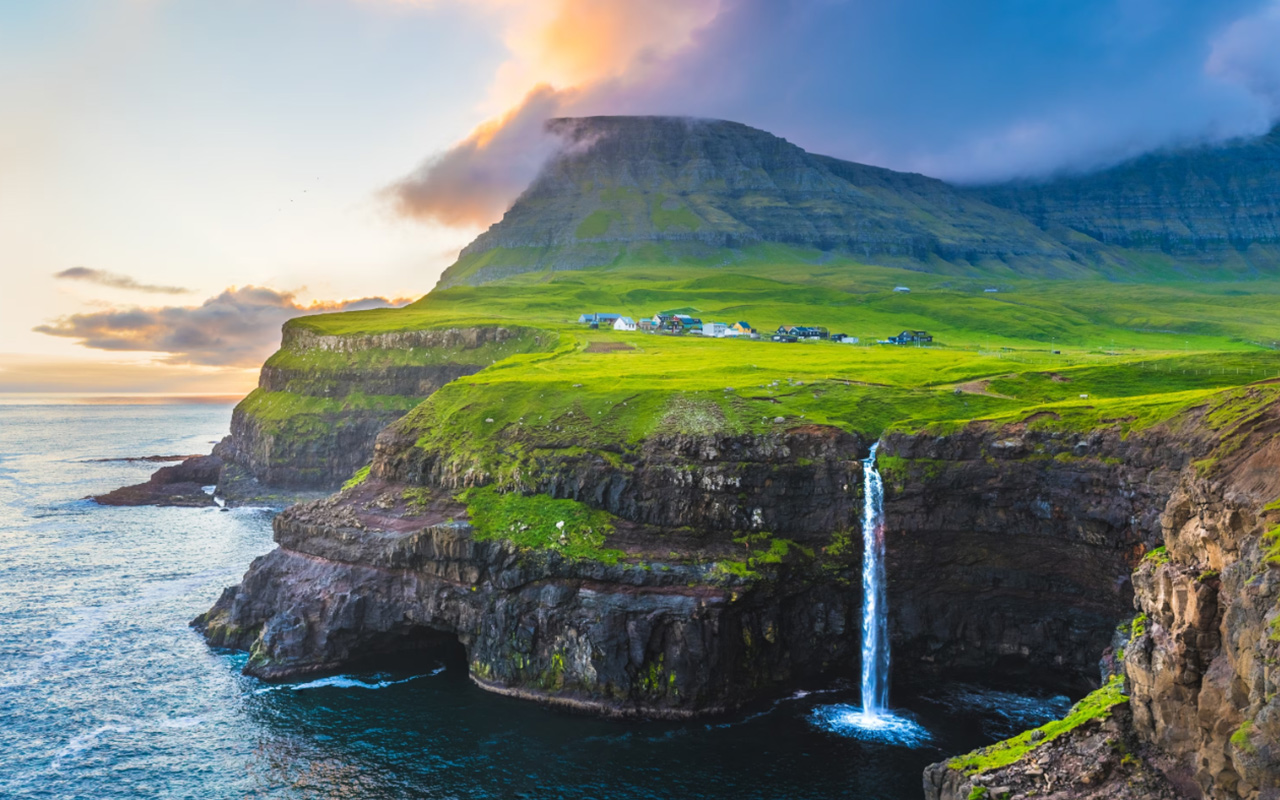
195 477 859 717
1122 392 1280 798
923 388 1280 799
881 421 1210 690
92 454 223 507
923 702 1185 800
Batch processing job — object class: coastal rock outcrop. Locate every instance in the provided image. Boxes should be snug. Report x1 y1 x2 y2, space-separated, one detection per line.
196 462 862 717
93 454 224 507
923 387 1280 799
197 403 1236 720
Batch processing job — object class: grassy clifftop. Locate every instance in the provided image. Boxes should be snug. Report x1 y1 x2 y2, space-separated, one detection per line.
274 260 1280 489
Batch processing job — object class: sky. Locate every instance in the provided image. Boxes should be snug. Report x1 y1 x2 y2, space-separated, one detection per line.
3 0 1280 395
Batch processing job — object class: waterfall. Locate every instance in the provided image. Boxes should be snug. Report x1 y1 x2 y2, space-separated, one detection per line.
860 442 889 715
806 442 931 746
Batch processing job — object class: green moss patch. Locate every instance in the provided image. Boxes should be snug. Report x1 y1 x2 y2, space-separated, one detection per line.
460 485 625 564
947 675 1128 776
342 465 371 491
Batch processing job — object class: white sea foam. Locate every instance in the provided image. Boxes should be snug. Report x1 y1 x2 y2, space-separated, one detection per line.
808 704 933 748
254 667 445 695
52 724 135 769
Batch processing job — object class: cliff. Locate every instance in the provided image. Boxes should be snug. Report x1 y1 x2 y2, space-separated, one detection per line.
195 380 1276 724
212 324 552 496
195 425 868 717
923 385 1280 800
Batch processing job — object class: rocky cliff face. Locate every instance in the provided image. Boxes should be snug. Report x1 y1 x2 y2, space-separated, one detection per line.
1123 389 1280 798
205 325 551 499
196 406 1228 721
197 425 867 717
922 386 1280 800
881 422 1208 690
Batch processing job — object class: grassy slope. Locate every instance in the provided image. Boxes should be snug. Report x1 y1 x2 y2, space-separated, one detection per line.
276 260 1280 490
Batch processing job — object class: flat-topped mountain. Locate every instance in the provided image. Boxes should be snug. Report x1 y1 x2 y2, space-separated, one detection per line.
438 116 1280 287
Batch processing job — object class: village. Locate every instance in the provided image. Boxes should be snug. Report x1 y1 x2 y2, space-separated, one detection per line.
576 311 933 346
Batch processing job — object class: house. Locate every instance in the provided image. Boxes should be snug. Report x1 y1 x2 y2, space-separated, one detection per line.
671 314 702 333
830 333 859 344
702 322 729 338
771 333 798 343
638 319 655 333
893 286 911 293
886 330 933 345
730 321 755 335
579 313 622 325
776 325 827 340
651 313 700 334
613 316 637 332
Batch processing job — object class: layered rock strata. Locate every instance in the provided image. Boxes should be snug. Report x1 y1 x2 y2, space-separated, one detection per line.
881 422 1207 690
198 411 1223 718
924 388 1280 799
216 325 544 491
194 453 865 716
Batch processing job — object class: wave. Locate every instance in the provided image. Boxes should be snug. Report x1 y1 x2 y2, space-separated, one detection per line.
253 666 446 695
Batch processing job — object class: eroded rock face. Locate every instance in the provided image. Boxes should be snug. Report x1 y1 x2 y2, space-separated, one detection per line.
218 326 536 491
375 423 866 543
196 479 858 717
922 390 1280 799
198 425 868 716
1124 396 1280 798
881 423 1205 689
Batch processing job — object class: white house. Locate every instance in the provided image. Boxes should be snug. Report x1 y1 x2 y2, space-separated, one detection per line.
893 286 911 293
702 322 729 338
613 316 637 332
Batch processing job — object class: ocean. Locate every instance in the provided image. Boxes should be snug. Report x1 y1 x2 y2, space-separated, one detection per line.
0 402 1069 799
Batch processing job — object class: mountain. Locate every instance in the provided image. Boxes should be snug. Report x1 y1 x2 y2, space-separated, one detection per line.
973 125 1280 269
438 117 1090 287
437 116 1280 288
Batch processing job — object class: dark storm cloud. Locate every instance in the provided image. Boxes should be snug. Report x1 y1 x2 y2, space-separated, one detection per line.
34 286 411 366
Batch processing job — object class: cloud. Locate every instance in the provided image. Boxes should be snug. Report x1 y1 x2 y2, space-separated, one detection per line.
386 0 1280 225
383 0 719 227
383 85 571 227
33 286 412 367
54 266 192 295
1208 1 1280 115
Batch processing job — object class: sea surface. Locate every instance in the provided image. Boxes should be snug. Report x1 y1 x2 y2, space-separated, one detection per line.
0 402 1071 800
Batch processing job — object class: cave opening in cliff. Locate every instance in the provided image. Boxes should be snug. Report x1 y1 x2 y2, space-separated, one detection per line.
344 626 469 677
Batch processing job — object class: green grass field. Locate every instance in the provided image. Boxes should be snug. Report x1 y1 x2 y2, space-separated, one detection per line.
267 258 1280 482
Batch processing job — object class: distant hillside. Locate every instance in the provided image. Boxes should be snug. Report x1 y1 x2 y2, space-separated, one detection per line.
436 116 1280 288
972 125 1280 273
